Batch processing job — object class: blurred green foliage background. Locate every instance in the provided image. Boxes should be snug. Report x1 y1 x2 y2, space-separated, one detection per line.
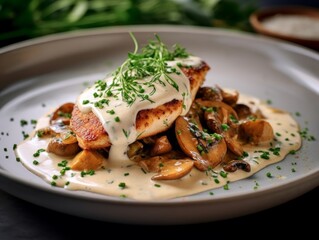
0 0 257 47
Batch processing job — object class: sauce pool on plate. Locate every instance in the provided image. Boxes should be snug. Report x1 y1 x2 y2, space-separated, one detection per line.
16 93 301 200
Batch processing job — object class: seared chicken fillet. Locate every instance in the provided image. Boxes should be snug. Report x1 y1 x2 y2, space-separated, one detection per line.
71 62 210 150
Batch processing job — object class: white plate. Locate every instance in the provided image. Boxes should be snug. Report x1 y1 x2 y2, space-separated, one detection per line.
0 26 318 224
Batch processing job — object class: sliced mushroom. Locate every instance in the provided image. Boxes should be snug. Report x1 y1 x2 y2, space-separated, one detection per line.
221 89 239 106
70 150 104 171
204 111 222 134
196 99 239 123
196 86 223 102
224 135 243 156
152 159 194 180
35 127 55 138
50 102 74 125
234 104 255 120
150 135 172 156
239 119 274 145
139 154 194 180
47 137 80 157
175 116 227 171
223 160 251 172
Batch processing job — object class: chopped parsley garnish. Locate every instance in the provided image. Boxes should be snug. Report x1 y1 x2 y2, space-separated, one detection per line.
36 130 44 138
118 182 126 189
114 116 120 122
269 147 281 156
22 131 29 140
33 160 39 165
260 151 270 160
299 128 316 141
58 160 68 167
57 111 71 119
154 184 161 188
229 115 238 123
253 181 260 190
81 170 95 177
107 109 115 115
219 171 228 178
33 148 45 157
122 129 130 138
221 123 230 131
20 119 28 127
31 119 37 125
266 172 273 178
289 150 297 155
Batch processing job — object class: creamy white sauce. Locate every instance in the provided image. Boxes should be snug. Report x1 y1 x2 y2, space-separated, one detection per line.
77 56 202 161
16 94 301 200
262 15 319 39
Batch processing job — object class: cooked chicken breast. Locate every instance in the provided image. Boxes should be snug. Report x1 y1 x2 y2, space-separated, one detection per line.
70 62 210 150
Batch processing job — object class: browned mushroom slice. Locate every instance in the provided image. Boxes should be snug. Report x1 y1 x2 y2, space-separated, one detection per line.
50 103 74 125
70 150 105 171
204 111 222 134
196 99 239 123
223 160 251 172
139 156 194 180
220 89 239 106
196 86 223 102
49 120 70 133
35 127 55 138
152 159 194 180
234 104 255 120
150 135 172 156
175 116 227 171
239 119 274 145
47 137 81 157
224 135 243 156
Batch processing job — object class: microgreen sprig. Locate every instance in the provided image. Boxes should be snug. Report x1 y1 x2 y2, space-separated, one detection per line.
93 33 189 106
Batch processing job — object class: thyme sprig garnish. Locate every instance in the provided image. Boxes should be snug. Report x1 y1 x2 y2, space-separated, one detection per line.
94 33 189 106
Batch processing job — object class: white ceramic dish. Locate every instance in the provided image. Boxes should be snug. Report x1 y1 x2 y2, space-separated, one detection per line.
0 26 318 225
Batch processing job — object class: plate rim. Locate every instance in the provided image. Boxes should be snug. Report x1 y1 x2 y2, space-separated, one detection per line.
1 25 319 60
0 25 318 206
